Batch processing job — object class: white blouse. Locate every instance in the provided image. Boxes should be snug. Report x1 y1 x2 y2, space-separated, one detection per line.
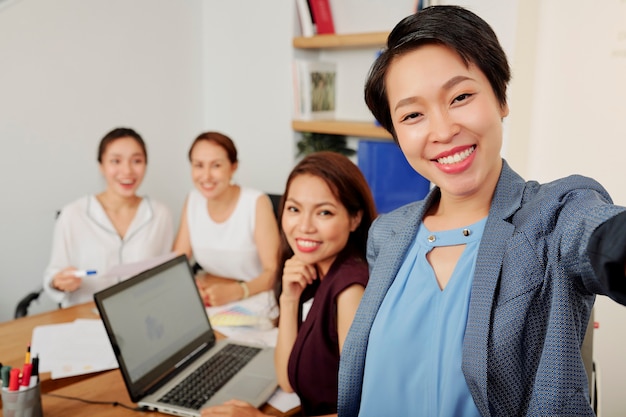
43 195 174 306
186 187 263 282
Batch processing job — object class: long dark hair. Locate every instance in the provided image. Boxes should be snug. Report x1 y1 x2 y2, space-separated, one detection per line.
273 152 377 299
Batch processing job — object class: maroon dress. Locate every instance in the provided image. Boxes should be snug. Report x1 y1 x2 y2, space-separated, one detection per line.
287 251 369 416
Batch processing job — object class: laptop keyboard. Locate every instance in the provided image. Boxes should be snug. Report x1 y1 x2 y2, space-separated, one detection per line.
159 343 262 410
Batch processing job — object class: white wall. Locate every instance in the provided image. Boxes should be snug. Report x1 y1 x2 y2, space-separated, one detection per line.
201 2 294 195
0 0 205 320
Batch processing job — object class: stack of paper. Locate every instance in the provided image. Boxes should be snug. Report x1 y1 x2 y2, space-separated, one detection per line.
30 319 117 379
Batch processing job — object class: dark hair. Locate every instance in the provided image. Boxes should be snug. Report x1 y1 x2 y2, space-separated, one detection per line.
365 5 511 142
274 151 377 290
188 131 238 164
97 127 147 163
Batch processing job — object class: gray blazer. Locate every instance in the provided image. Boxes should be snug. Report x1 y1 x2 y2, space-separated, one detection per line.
339 161 626 417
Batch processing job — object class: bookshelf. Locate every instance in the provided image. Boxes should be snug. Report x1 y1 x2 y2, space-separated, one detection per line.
292 120 390 139
293 32 389 49
292 32 392 141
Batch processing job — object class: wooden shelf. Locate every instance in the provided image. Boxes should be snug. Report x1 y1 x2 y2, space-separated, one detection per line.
291 32 391 140
292 120 392 140
293 32 389 49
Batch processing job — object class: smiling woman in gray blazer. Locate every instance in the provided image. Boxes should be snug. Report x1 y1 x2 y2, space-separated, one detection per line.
338 6 626 417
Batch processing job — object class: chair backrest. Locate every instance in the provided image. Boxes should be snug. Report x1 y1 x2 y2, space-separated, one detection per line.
15 209 62 318
14 289 43 319
267 193 282 220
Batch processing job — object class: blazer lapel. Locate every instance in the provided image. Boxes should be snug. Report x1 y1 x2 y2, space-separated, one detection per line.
462 161 525 416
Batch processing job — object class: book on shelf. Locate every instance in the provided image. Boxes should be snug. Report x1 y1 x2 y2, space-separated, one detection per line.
308 0 335 34
292 59 337 120
416 0 435 11
295 0 315 37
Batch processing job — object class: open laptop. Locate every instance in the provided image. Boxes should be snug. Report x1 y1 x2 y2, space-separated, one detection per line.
94 254 277 417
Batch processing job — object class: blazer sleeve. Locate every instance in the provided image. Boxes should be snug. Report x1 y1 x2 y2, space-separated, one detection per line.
587 210 626 304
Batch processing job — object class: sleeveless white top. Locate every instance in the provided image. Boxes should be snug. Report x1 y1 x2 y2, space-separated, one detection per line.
187 187 263 282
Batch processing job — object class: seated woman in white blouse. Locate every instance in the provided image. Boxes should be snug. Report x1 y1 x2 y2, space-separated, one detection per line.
173 131 280 307
43 127 174 307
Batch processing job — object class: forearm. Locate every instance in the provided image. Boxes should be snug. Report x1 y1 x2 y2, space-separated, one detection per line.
274 297 299 392
245 268 275 297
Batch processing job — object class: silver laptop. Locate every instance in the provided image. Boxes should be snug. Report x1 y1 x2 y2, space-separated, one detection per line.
94 254 277 417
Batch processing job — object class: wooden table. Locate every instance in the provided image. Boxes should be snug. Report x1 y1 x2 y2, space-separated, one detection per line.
0 302 300 416
0 302 101 396
40 370 299 416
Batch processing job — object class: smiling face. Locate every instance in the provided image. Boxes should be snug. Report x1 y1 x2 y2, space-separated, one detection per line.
99 136 146 198
386 44 508 201
189 140 237 200
282 174 362 276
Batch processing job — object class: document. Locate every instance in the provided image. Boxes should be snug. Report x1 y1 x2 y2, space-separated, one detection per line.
30 319 117 379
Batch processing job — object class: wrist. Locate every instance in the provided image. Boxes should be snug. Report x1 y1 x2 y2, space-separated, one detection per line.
237 280 250 300
279 294 300 306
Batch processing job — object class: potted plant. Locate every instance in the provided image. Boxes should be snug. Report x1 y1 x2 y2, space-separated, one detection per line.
296 132 356 157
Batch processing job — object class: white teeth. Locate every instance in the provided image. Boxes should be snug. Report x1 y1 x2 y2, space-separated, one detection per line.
437 146 475 165
297 240 318 248
120 179 134 185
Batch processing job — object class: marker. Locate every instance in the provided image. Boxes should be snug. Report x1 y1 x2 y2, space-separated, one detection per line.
1 366 11 388
25 344 31 364
20 363 32 387
72 270 97 278
31 355 39 380
8 367 20 391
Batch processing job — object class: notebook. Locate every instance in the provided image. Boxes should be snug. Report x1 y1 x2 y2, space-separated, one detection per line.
93 254 277 417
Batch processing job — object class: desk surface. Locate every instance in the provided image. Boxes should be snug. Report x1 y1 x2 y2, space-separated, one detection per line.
0 303 300 416
41 369 298 417
0 302 100 394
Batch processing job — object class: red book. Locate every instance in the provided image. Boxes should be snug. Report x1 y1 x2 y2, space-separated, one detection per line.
308 0 335 34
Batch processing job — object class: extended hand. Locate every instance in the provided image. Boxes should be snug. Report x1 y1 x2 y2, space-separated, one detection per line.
51 268 82 292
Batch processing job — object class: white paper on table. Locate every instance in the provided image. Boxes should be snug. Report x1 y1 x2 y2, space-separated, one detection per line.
31 318 118 379
267 388 301 413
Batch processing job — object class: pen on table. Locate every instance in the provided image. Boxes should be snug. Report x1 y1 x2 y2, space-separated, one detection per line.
72 269 97 278
25 343 31 364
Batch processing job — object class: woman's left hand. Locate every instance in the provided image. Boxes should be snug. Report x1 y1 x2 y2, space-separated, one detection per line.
200 399 267 417
203 282 244 306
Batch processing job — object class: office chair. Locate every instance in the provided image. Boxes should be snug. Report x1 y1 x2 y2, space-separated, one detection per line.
14 288 44 319
14 210 62 318
267 193 282 220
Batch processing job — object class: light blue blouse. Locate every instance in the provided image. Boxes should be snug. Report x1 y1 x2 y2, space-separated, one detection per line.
359 217 487 417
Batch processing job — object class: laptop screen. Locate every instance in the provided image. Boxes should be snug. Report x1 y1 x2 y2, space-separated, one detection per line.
95 255 215 401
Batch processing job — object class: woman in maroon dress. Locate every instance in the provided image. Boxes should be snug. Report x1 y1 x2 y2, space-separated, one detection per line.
201 152 376 417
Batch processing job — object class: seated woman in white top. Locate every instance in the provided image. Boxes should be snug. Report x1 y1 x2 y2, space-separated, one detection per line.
173 131 280 307
43 127 174 307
